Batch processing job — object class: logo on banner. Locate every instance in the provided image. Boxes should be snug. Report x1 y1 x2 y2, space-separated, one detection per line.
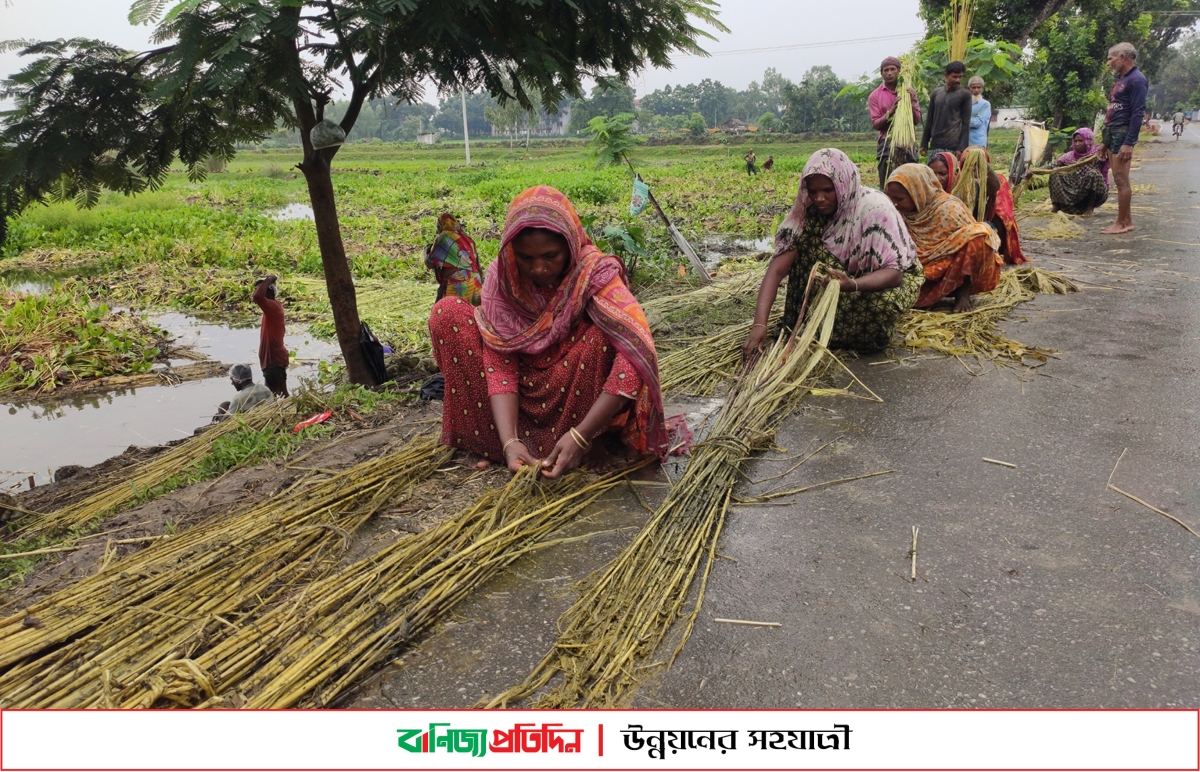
397 722 585 758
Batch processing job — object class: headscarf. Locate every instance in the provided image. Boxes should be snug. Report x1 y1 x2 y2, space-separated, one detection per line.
880 56 902 72
954 147 1028 265
886 163 999 266
476 186 672 460
772 148 917 275
927 151 958 192
425 213 483 302
1055 128 1110 186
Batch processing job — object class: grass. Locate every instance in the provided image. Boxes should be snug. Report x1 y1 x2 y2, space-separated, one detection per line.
0 131 1021 349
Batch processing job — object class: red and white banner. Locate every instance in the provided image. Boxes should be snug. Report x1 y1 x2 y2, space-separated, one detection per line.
2 709 1196 771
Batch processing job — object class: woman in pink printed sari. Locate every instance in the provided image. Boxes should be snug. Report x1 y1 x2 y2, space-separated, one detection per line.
429 186 683 478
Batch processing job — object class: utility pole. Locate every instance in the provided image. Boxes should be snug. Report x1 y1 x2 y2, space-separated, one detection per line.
460 88 471 166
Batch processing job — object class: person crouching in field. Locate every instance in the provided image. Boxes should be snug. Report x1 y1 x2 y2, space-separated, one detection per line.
886 163 1002 314
954 147 1027 265
742 148 922 359
253 274 289 396
428 186 687 478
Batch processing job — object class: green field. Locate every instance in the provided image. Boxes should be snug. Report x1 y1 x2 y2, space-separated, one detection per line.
0 131 1022 352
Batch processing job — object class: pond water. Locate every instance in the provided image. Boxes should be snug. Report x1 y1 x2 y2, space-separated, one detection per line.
269 203 315 221
1 314 339 493
699 235 773 268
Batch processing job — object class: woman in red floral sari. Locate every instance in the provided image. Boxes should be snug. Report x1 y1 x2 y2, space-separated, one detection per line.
429 186 679 478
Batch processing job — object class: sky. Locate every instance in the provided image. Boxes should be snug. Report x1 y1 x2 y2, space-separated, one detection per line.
0 0 926 104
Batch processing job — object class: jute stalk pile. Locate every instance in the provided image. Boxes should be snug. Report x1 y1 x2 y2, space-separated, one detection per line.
0 433 449 707
897 265 1077 372
117 463 635 708
8 401 294 541
484 270 841 708
659 308 781 396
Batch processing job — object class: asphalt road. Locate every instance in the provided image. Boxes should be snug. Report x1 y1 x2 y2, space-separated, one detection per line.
349 130 1200 710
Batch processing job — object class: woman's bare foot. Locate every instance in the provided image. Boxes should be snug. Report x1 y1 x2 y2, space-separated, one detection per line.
1080 208 1095 217
1100 223 1134 234
463 452 492 469
952 293 976 313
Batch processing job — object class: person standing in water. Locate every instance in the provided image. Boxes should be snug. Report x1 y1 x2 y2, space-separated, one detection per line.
253 274 290 397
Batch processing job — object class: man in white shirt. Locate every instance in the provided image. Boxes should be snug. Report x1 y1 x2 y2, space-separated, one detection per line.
214 364 273 422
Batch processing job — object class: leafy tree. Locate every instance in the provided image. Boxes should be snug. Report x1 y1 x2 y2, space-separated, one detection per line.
758 112 779 131
1023 9 1108 128
566 82 637 135
431 90 494 139
0 0 722 385
693 78 735 126
684 112 708 136
1152 33 1200 111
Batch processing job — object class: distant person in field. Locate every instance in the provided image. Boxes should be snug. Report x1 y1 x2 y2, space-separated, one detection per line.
921 61 972 160
1048 128 1109 217
744 148 758 175
429 186 689 478
214 364 273 422
762 155 774 171
425 212 483 304
886 163 1002 314
954 146 1027 265
1097 42 1147 235
743 148 922 359
252 273 289 396
968 76 991 148
869 56 921 187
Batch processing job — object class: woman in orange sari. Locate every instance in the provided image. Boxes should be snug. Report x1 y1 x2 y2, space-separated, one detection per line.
885 164 1002 313
429 186 683 478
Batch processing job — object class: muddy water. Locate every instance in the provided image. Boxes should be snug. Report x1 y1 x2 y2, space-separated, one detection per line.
699 234 773 269
1 315 338 492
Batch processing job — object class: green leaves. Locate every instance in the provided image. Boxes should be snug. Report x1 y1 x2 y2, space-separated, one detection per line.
585 113 643 168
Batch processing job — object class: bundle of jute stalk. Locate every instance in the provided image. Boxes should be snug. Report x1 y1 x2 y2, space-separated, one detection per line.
658 308 782 396
641 269 765 332
116 464 636 708
947 0 974 62
1010 155 1100 203
951 150 990 222
9 401 295 541
0 433 449 707
888 55 921 168
484 268 840 708
897 265 1077 372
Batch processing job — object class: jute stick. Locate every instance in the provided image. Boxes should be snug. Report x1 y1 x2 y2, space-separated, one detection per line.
909 526 919 582
713 618 781 627
1106 448 1199 539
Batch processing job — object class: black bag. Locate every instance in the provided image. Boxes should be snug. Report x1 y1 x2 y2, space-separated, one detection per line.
359 321 388 385
419 373 445 401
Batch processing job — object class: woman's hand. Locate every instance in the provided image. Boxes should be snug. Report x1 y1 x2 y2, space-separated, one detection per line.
742 324 768 362
503 440 540 474
541 433 587 479
823 268 857 292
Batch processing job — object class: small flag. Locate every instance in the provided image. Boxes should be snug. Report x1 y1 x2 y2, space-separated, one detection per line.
630 178 650 217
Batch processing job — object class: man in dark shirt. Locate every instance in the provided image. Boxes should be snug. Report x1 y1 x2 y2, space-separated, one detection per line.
253 274 290 396
1098 42 1148 235
920 61 972 160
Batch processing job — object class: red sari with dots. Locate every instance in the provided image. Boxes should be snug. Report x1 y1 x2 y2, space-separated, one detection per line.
429 186 676 463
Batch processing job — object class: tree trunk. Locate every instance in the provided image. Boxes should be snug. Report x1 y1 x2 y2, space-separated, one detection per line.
298 153 377 387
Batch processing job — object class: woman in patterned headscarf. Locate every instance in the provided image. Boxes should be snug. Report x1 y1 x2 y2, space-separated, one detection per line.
425 213 484 303
886 163 1002 313
743 148 923 358
429 186 687 478
1048 128 1110 217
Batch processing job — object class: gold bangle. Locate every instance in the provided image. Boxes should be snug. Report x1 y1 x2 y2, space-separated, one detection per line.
502 437 525 454
569 427 590 450
850 278 859 292
752 323 767 329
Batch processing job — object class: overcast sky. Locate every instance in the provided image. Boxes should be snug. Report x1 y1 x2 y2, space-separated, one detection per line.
1 0 925 104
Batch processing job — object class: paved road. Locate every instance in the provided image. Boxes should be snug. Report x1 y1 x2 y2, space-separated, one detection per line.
349 132 1199 709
